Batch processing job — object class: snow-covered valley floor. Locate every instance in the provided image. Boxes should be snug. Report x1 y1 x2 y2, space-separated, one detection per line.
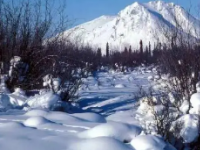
0 67 180 150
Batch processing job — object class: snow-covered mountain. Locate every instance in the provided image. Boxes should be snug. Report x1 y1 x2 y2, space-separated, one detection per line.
64 1 200 54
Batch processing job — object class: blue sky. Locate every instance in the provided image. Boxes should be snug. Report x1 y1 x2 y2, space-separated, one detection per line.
7 0 200 27
65 0 200 27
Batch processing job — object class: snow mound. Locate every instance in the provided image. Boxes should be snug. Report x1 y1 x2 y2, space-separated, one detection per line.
78 122 142 142
23 116 53 128
71 112 106 123
130 135 176 150
0 122 25 128
47 111 85 122
26 92 61 110
115 84 126 88
67 137 133 150
25 109 49 117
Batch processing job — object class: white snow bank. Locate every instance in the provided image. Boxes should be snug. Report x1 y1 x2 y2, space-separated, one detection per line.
0 118 65 150
0 122 25 128
47 111 86 122
67 137 133 150
71 112 106 123
25 109 49 117
106 111 141 126
23 116 53 128
115 84 126 88
78 122 142 142
130 135 176 150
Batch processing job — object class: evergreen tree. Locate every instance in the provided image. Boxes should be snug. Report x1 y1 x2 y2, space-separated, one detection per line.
149 41 151 54
124 47 128 54
97 48 102 58
140 40 143 62
129 46 132 54
128 46 132 66
158 42 162 50
106 42 109 58
97 48 102 65
140 40 143 55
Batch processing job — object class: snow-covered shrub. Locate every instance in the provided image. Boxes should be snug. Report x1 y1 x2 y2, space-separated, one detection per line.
9 88 27 107
159 47 200 114
0 94 12 111
135 87 184 146
136 79 200 149
171 114 200 144
0 0 94 101
0 75 10 94
42 74 62 93
42 72 81 102
7 56 28 90
25 91 62 110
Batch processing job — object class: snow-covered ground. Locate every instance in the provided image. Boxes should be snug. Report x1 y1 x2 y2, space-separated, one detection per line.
0 66 199 149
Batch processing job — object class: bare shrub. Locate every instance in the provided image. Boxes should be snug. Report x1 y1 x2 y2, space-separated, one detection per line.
0 0 94 102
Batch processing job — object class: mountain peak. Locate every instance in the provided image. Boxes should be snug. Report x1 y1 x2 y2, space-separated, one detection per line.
64 1 200 54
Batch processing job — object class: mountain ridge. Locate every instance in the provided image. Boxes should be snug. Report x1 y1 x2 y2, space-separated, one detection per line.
64 0 200 54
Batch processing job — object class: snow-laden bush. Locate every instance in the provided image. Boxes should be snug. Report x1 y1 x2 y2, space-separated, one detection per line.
135 79 200 149
25 91 64 110
7 56 29 90
0 87 27 111
9 88 27 107
0 75 10 94
42 73 80 103
0 94 12 111
170 114 200 144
